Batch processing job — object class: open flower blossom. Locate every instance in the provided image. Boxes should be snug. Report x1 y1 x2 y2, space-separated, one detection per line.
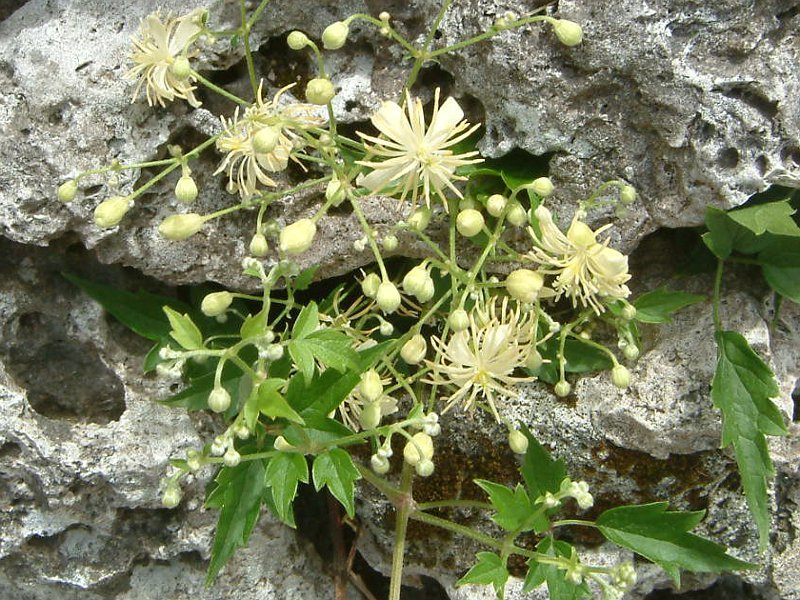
356 88 482 210
425 295 536 422
528 205 631 314
214 83 324 198
125 9 206 108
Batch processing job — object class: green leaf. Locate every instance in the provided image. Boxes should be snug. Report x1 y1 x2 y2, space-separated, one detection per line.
712 330 787 550
520 425 568 500
703 207 771 258
312 448 361 518
288 339 316 384
159 369 244 412
456 552 509 598
63 273 188 341
292 302 319 340
205 460 266 585
303 332 361 373
264 452 308 527
727 200 800 237
597 502 757 586
240 308 268 340
290 367 361 416
632 288 705 323
293 266 318 291
525 337 613 385
163 306 204 350
523 538 589 599
474 480 536 532
759 237 800 303
258 378 304 424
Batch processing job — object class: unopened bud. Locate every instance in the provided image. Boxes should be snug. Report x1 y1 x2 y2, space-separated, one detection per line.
505 269 544 304
402 265 431 297
407 207 431 231
359 401 383 430
306 77 335 105
159 213 206 240
400 334 427 364
382 234 398 251
223 447 241 467
370 453 390 474
403 432 434 466
611 364 630 389
508 429 529 454
208 386 231 413
379 320 394 336
525 350 544 370
621 304 637 320
530 177 554 197
94 196 131 229
322 21 349 50
286 30 309 50
456 208 485 237
506 201 528 226
486 193 506 217
552 19 583 46
359 370 383 402
252 127 280 154
249 233 269 257
361 272 381 298
201 291 233 317
175 175 198 202
623 344 640 360
57 180 78 203
170 55 192 79
379 11 390 22
162 485 182 508
376 281 401 314
620 185 637 204
415 458 434 477
554 380 571 397
279 218 316 254
325 178 347 206
448 308 470 332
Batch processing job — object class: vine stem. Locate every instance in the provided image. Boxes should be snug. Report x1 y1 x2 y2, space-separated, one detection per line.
388 463 414 600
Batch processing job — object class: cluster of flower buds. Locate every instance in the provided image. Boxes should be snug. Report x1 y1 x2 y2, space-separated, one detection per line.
560 478 594 509
402 265 435 303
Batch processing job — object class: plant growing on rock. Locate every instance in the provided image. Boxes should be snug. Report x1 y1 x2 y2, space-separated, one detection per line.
59 1 795 598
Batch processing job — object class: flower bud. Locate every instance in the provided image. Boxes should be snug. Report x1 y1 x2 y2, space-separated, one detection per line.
359 370 383 402
201 291 233 317
449 308 470 332
57 180 78 203
208 386 231 413
415 458 434 477
506 201 528 226
621 304 637 321
525 350 544 370
554 380 571 397
286 30 309 50
186 451 202 471
456 208 485 237
382 234 398 251
400 334 427 364
325 178 347 206
505 269 544 303
407 207 431 231
158 213 206 240
359 401 383 430
279 218 316 254
620 185 637 204
416 278 435 303
486 193 506 217
370 453 390 474
530 177 554 197
306 77 335 105
361 272 381 298
265 344 284 361
322 21 349 50
611 364 630 389
161 485 182 508
402 265 430 296
223 447 241 467
170 55 192 79
552 19 583 46
403 432 434 465
273 435 294 452
379 320 394 336
249 232 269 257
175 175 198 203
252 127 280 154
623 344 640 360
94 196 131 229
508 429 529 454
379 11 390 22
376 281 401 314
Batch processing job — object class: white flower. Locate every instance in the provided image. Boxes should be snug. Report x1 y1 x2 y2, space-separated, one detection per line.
356 89 482 210
125 9 205 108
214 83 324 199
528 205 631 314
425 296 535 422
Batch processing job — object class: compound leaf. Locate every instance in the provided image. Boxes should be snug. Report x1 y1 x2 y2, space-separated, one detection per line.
312 448 361 518
456 552 509 598
264 452 308 527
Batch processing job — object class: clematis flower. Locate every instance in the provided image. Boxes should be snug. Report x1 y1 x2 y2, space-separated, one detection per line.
356 89 482 210
214 83 324 198
425 296 535 422
125 9 206 108
528 205 631 314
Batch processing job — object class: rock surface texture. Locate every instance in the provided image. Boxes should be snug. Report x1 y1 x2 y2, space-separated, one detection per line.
0 0 798 599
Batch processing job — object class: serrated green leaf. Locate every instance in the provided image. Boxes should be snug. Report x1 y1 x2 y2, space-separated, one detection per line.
288 339 316 384
520 425 568 500
240 308 268 340
713 330 787 550
63 273 188 341
163 306 204 350
727 200 800 237
759 237 800 303
632 288 705 323
312 448 361 518
703 207 772 258
475 480 536 532
523 538 589 599
596 502 757 586
456 552 509 598
258 378 304 424
205 460 266 585
292 302 319 340
264 452 308 527
290 367 361 416
303 334 360 373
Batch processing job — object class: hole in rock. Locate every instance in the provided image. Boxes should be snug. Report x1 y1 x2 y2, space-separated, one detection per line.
717 147 740 169
3 312 125 424
0 0 29 22
645 573 773 599
792 381 799 422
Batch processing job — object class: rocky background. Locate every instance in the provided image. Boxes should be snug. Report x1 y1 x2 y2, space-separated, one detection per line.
0 0 798 598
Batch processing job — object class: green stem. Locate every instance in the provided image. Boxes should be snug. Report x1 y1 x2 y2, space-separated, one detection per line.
193 71 250 107
240 0 259 96
404 0 453 92
247 0 272 28
350 195 389 280
415 499 493 511
388 463 414 600
551 519 597 528
428 14 550 58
